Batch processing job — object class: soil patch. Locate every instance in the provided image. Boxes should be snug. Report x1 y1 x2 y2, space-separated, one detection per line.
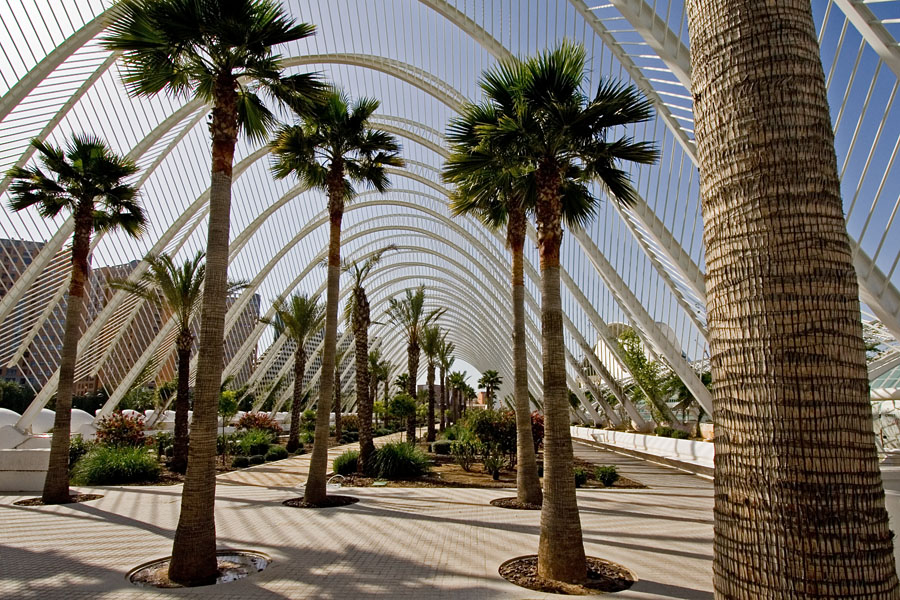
490 497 541 510
282 495 359 508
129 550 269 588
499 554 635 595
13 493 103 506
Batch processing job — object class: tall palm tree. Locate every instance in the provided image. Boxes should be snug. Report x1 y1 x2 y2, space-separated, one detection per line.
448 371 468 423
103 0 323 584
687 2 899 596
110 252 244 473
436 339 455 432
394 373 410 394
7 134 145 505
386 286 445 443
271 90 403 504
475 42 658 583
420 325 445 443
333 342 350 441
261 293 324 452
345 247 393 472
478 370 503 410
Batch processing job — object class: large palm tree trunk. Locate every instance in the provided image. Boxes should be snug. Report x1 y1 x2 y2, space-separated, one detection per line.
333 364 341 442
439 366 446 432
171 329 193 474
535 164 586 583
426 362 436 442
510 213 542 506
305 170 344 505
688 2 899 597
406 343 419 443
169 77 238 586
42 211 92 504
356 304 374 473
286 349 306 453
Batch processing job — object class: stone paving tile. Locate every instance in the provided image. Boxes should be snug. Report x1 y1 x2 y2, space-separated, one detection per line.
0 439 714 599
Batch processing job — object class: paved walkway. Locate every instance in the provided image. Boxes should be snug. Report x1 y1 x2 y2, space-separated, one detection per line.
0 439 714 599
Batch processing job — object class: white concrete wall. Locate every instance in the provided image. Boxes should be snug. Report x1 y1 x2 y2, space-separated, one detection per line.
571 426 715 469
0 448 48 491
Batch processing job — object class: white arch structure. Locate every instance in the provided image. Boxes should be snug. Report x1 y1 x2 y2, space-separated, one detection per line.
1 0 898 432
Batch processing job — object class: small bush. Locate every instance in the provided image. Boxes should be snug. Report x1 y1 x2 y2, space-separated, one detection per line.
654 426 675 438
464 410 516 456
442 424 460 441
574 467 588 488
71 445 160 485
594 465 619 487
671 430 690 439
333 450 360 475
154 432 174 460
482 444 507 481
95 412 146 448
69 434 94 467
341 414 360 432
301 409 317 432
236 429 274 456
374 427 393 437
339 431 359 444
265 445 289 461
248 454 266 465
300 431 314 444
236 412 282 436
231 456 250 469
371 442 430 479
431 439 452 455
451 440 479 472
293 447 306 456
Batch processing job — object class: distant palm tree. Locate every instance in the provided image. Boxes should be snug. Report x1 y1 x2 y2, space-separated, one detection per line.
271 89 403 505
447 371 468 422
420 325 445 442
261 293 324 452
7 134 145 505
436 339 455 431
344 247 393 471
478 370 503 410
386 286 445 443
394 373 410 395
103 0 324 583
110 252 244 473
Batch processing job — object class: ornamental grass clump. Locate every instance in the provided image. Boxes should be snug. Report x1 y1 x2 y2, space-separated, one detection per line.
333 449 360 475
71 445 160 485
370 442 430 479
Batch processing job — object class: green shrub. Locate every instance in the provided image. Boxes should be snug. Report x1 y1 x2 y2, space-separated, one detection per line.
95 412 146 447
71 445 160 485
339 431 359 444
671 430 690 439
265 445 289 461
301 409 317 433
594 465 619 487
300 431 314 444
236 412 282 436
371 442 430 479
431 439 452 455
217 433 238 456
464 410 516 457
69 434 94 467
574 467 588 488
154 432 174 460
374 427 393 437
442 424 460 441
237 429 274 456
231 456 250 469
340 414 360 432
248 454 265 465
482 444 507 481
388 394 417 421
654 426 675 438
333 450 359 475
293 447 306 456
451 440 479 472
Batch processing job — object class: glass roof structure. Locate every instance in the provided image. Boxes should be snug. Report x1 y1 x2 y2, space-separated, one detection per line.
1 0 900 430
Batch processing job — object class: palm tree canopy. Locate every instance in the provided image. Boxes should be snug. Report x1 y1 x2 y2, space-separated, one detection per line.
437 338 456 371
478 369 503 390
261 292 325 351
420 325 445 367
343 245 396 324
7 135 145 236
386 285 446 348
448 371 468 390
102 0 325 143
270 89 405 200
394 373 410 393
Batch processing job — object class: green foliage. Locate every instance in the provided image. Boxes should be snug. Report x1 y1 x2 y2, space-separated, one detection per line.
119 385 157 412
333 449 360 475
236 412 282 436
481 444 507 480
370 442 430 479
339 430 360 444
451 440 480 472
441 424 461 440
0 380 36 414
341 414 360 432
236 429 275 456
594 465 619 487
219 390 239 426
300 431 314 444
463 410 516 457
217 433 238 456
154 432 174 460
301 409 317 433
265 445 289 461
71 445 160 485
655 426 674 438
574 467 589 488
248 454 266 466
671 429 690 439
231 456 250 469
388 393 417 420
431 440 452 455
95 412 146 448
68 434 95 467
374 427 393 437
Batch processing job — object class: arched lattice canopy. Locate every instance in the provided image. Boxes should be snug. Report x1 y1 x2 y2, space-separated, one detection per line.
1 0 899 430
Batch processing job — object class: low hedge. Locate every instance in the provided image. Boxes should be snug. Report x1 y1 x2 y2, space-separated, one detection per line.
71 445 160 485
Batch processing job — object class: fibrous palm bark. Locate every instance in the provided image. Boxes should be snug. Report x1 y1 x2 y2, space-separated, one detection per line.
171 329 193 473
688 1 900 597
356 302 374 473
406 345 418 443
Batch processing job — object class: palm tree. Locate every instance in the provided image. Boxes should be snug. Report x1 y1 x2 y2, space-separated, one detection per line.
478 370 503 410
110 252 244 473
687 2 899 596
474 42 658 583
333 342 350 441
261 293 324 452
7 134 145 505
345 247 393 472
436 339 455 432
386 286 445 443
447 371 468 423
394 373 410 394
271 90 404 505
103 0 323 584
420 325 445 443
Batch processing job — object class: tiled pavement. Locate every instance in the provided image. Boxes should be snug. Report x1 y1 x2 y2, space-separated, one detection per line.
0 438 715 599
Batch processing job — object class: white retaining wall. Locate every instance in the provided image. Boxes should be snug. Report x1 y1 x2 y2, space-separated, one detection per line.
0 448 48 491
570 426 715 469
